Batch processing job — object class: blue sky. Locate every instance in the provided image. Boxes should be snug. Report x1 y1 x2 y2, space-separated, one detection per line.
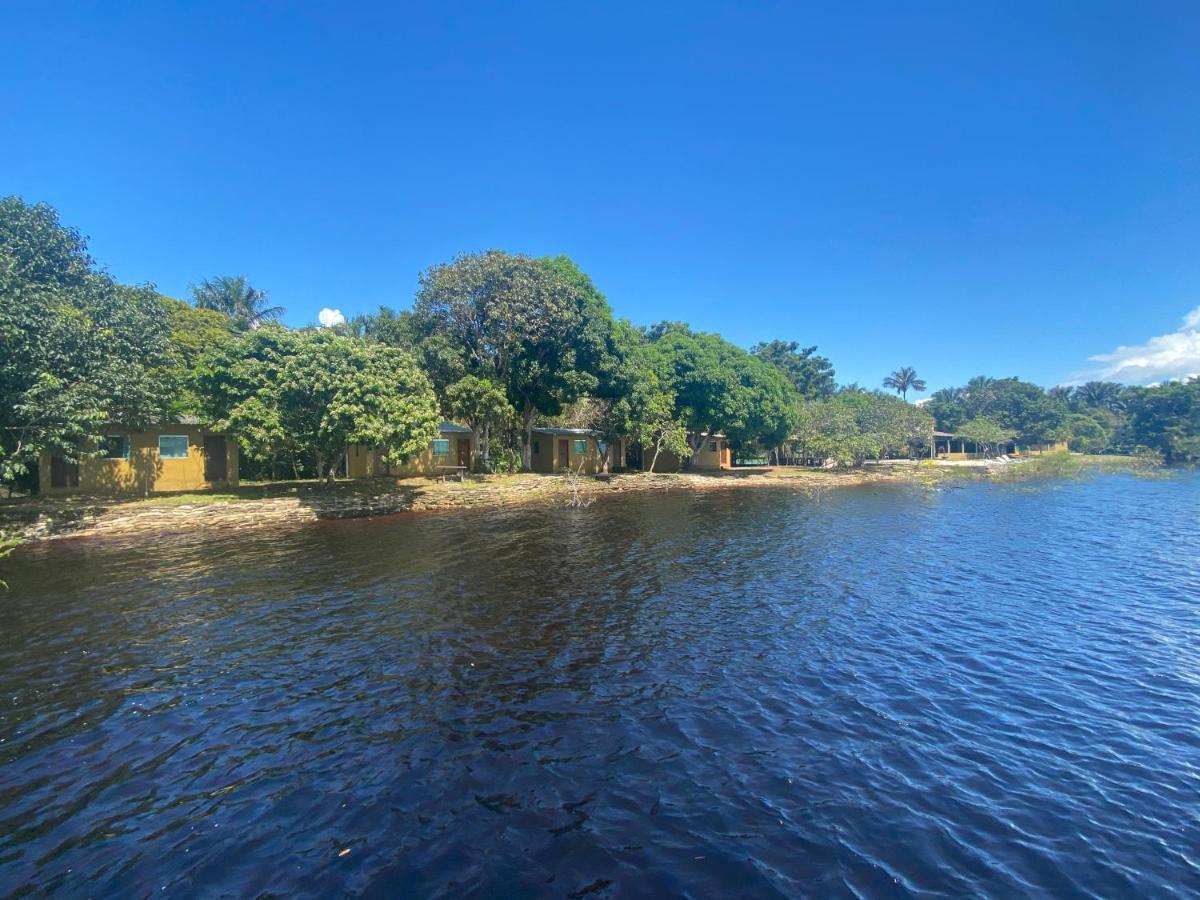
4 2 1199 391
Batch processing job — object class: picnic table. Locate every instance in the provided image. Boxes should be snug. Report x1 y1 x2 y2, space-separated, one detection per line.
436 465 468 482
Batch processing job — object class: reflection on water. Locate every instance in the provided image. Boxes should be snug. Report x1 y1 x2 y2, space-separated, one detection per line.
2 474 1199 896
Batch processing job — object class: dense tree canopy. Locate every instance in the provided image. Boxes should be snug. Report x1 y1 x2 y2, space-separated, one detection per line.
0 197 175 488
750 340 835 399
7 197 1200 494
196 328 440 482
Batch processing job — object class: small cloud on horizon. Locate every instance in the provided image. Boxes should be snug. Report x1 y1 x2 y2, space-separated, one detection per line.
1068 306 1200 385
317 307 345 328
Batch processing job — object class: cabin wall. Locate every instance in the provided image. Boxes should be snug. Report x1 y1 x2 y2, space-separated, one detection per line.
641 436 728 472
531 433 604 474
349 430 476 479
39 426 238 496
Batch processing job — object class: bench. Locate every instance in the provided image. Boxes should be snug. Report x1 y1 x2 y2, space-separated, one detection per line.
436 465 468 482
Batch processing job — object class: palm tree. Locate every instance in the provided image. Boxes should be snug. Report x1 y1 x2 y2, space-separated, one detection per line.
882 367 927 401
1075 380 1125 412
190 276 284 330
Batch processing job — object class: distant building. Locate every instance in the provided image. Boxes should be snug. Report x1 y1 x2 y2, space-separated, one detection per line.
38 418 238 495
346 422 476 478
932 431 1069 460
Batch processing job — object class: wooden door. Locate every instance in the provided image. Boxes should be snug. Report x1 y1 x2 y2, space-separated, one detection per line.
457 437 471 469
50 455 79 488
203 436 227 482
558 439 569 470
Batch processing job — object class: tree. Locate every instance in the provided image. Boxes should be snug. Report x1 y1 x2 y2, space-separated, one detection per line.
191 275 284 331
413 251 618 470
1073 381 1125 413
197 327 440 484
927 376 1070 448
627 387 689 472
160 297 237 417
445 375 513 472
1122 380 1200 462
0 197 174 491
789 391 933 466
882 366 927 400
750 340 835 399
954 417 1016 458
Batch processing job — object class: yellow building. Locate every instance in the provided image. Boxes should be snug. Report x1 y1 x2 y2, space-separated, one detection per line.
346 423 476 479
529 428 623 474
39 419 238 496
637 432 731 471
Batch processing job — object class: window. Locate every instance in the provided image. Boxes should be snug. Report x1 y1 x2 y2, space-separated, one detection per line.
432 439 450 457
574 440 587 454
101 435 129 459
709 441 718 452
158 435 189 458
533 441 540 454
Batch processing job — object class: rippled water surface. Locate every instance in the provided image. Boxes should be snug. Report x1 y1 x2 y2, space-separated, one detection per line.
2 473 1199 897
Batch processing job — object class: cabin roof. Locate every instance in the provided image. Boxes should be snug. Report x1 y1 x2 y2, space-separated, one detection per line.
531 427 598 437
438 422 472 434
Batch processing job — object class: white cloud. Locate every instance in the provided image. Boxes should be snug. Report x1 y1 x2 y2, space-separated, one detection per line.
1070 306 1200 385
317 307 345 328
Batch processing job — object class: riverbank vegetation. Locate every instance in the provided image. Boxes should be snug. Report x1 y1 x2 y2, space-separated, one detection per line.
3 196 1198 496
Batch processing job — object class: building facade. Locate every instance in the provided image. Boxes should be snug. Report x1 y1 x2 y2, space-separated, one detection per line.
39 420 238 495
346 423 476 478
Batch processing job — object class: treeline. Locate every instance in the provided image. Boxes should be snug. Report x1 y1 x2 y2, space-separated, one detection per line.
2 197 1198 492
926 376 1200 463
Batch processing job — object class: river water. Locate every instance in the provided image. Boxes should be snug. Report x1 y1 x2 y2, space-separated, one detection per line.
1 473 1198 897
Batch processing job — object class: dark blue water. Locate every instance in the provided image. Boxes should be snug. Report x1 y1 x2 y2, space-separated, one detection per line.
2 473 1199 897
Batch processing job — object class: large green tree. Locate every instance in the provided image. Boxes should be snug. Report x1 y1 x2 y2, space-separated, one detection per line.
412 251 619 469
0 197 174 490
751 340 835 399
1121 380 1200 462
197 327 440 483
645 323 796 464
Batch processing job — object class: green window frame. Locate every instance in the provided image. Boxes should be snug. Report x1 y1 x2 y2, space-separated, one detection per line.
158 434 189 459
709 441 718 452
101 434 129 459
573 439 587 454
432 439 450 457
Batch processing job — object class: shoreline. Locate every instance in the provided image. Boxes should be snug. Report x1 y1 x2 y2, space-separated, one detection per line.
0 455 1154 545
1 467 890 544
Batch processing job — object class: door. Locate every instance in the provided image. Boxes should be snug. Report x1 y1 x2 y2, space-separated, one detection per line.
203 436 227 482
457 437 471 469
558 439 570 470
50 455 79 488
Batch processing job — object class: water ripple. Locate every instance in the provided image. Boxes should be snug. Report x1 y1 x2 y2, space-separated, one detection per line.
1 473 1199 896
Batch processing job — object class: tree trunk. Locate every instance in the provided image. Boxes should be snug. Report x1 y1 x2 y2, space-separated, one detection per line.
648 435 664 473
688 430 709 467
521 404 536 471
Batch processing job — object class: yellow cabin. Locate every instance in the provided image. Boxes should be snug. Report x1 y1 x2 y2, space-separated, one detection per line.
529 428 622 475
638 432 731 472
346 423 476 478
38 419 239 496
